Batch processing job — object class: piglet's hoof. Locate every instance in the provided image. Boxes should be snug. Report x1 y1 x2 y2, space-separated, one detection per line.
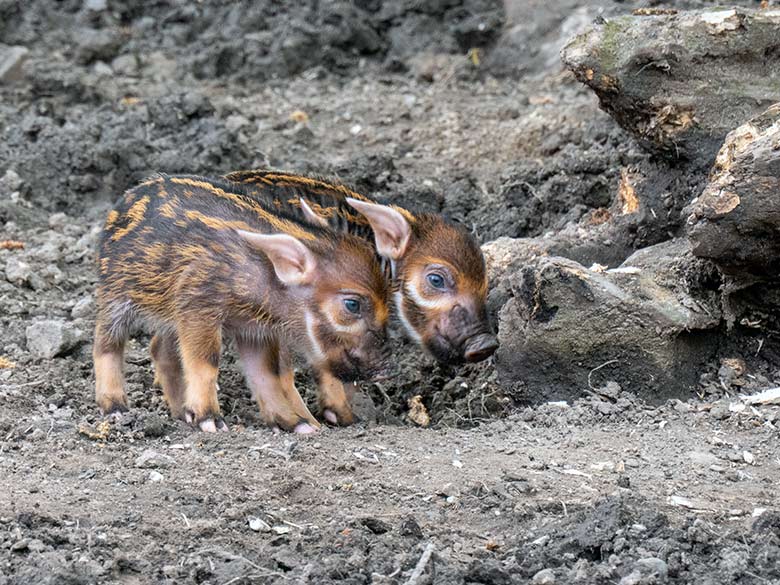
185 411 229 433
273 422 319 435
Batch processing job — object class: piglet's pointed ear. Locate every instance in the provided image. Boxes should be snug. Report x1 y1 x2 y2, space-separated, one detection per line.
238 231 317 286
299 198 329 228
346 198 411 260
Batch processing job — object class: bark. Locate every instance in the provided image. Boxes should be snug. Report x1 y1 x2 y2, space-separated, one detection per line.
686 103 780 278
561 8 780 169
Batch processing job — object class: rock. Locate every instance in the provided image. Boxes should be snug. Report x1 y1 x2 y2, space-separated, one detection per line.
148 471 164 483
71 296 95 319
111 54 139 76
25 320 84 359
532 568 556 584
5 257 31 286
135 449 175 469
0 44 29 83
84 0 108 11
399 516 423 539
75 28 122 65
494 239 721 401
141 414 168 438
635 557 668 580
562 8 780 169
686 104 780 278
1 169 23 193
360 517 389 534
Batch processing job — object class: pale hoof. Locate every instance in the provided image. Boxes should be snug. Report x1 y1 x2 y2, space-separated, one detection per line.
293 422 318 434
323 409 339 425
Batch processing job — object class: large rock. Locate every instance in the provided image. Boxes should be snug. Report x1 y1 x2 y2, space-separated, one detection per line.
562 8 780 168
25 320 85 359
493 238 721 401
686 104 780 278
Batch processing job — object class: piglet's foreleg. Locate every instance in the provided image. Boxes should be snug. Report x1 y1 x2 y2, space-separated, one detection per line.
177 321 228 433
237 337 320 434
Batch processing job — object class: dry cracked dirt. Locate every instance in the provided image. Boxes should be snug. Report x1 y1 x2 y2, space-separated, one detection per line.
1 1 779 584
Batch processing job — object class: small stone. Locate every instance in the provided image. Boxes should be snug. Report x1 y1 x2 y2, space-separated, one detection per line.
10 539 29 552
141 414 167 438
84 0 108 11
27 539 46 553
135 449 175 469
532 568 556 584
111 54 138 76
249 517 271 532
5 257 31 286
71 296 95 319
0 44 29 83
1 169 23 193
25 320 84 359
635 557 668 579
399 516 423 539
225 114 250 132
148 471 164 483
595 380 621 400
361 517 389 534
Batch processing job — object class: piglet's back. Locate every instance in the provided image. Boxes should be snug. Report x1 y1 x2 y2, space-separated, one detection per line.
96 174 326 320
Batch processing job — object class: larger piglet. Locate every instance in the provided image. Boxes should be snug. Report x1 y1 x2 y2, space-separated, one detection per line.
94 174 391 433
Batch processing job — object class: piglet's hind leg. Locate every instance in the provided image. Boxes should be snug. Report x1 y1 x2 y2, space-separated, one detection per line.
93 320 128 416
150 332 186 420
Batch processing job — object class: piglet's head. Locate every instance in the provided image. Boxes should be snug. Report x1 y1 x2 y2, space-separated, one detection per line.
346 198 498 365
238 230 392 382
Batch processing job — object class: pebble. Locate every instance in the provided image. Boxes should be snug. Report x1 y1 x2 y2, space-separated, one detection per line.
532 568 556 584
25 320 84 359
1 169 23 193
635 557 668 579
71 295 95 319
5 257 31 286
0 44 29 83
148 471 164 483
135 449 176 469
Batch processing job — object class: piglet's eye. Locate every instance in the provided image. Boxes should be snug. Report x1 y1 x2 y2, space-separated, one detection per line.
344 298 361 315
427 273 445 289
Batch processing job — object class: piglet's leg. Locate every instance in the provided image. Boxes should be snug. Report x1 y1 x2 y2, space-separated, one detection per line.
94 320 128 415
237 337 320 434
150 332 186 420
177 322 228 433
316 370 356 426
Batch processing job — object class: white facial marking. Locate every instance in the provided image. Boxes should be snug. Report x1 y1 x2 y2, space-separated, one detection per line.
404 280 451 310
305 310 326 363
324 309 362 334
394 290 423 346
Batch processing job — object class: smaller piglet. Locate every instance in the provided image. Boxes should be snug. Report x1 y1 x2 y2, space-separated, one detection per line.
94 175 391 433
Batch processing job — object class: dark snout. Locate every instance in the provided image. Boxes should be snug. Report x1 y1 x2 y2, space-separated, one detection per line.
463 333 498 363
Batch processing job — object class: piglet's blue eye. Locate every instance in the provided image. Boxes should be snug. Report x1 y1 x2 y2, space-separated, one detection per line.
427 273 445 289
344 299 361 314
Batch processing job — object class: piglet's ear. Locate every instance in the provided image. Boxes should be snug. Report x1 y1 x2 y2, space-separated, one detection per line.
299 198 329 228
346 198 411 260
238 231 317 286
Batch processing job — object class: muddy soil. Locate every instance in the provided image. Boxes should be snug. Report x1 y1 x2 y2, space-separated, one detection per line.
1 1 779 583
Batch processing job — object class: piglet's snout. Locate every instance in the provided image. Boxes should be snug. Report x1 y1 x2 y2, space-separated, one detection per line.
463 333 498 363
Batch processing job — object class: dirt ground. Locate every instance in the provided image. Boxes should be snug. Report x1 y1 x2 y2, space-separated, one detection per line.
1 1 779 584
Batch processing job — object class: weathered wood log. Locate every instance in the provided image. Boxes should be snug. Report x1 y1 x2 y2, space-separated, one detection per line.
562 8 780 169
686 104 780 278
486 238 722 401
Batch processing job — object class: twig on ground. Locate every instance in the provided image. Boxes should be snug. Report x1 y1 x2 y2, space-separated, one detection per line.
587 360 619 390
406 542 435 585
